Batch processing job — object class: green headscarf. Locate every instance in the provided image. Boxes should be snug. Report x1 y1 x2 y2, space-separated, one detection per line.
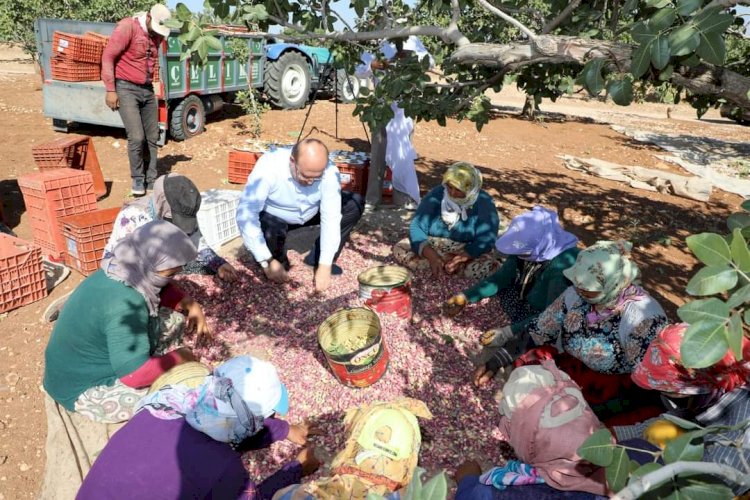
562 240 639 305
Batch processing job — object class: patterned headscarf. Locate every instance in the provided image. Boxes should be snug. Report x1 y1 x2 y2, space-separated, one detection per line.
136 356 288 445
495 206 578 262
441 162 483 229
100 220 197 316
563 240 639 306
632 323 750 397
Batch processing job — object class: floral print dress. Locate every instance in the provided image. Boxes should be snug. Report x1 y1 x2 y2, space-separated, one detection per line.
529 286 668 375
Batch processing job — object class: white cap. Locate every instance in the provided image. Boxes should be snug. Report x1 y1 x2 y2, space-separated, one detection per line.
214 355 289 418
149 4 172 38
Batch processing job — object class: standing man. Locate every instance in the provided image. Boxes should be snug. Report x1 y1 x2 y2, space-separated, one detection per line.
102 4 171 197
236 139 364 292
356 35 434 211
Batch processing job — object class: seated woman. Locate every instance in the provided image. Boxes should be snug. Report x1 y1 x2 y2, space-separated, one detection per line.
441 206 579 387
104 173 238 280
516 240 669 425
78 356 321 499
43 221 200 423
616 323 750 496
273 398 432 499
393 162 500 280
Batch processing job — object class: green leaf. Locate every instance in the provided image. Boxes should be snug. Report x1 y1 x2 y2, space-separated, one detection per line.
669 24 701 56
631 44 652 79
163 18 184 29
663 432 704 463
649 8 677 31
577 428 615 466
696 31 726 65
677 0 702 16
695 9 734 35
745 309 750 326
728 312 744 359
175 2 193 22
608 79 634 106
645 0 671 7
677 298 729 324
421 471 448 499
741 200 750 212
727 285 750 309
730 229 750 272
582 59 606 95
662 413 704 430
632 22 657 44
630 462 662 481
680 320 730 368
623 0 639 12
728 212 750 231
205 35 222 52
686 265 737 296
669 480 734 500
606 447 629 492
686 233 732 266
659 65 674 81
651 35 671 70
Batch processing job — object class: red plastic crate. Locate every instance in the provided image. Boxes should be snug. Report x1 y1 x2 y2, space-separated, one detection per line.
336 161 368 196
228 150 263 184
0 234 47 313
382 166 394 204
84 32 109 47
51 58 101 82
32 135 107 199
53 31 104 64
18 169 98 260
60 207 119 276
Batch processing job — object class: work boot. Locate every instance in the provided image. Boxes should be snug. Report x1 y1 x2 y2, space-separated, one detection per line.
131 178 146 197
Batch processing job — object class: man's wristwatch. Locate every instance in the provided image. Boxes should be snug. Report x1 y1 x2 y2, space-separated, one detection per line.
259 259 269 269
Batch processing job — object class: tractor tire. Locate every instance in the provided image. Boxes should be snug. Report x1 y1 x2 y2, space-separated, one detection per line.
264 51 311 110
336 69 361 103
170 95 205 141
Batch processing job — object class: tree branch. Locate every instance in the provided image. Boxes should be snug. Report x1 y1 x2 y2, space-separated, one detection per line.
476 0 537 39
542 0 583 34
611 462 750 500
270 24 469 46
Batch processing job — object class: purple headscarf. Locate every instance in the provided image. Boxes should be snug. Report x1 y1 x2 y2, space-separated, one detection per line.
101 220 197 316
495 206 578 262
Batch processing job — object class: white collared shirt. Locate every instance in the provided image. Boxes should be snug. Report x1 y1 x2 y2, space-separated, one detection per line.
236 148 342 265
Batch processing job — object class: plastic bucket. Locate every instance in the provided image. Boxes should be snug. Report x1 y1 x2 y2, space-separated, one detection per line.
358 265 412 319
317 308 389 388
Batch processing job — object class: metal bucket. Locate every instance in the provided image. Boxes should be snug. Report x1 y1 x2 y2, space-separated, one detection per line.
358 265 412 319
317 308 389 388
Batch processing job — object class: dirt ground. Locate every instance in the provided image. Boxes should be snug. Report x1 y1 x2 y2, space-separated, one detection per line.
0 43 748 498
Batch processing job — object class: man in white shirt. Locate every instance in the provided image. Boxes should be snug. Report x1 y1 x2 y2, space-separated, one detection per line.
236 138 364 292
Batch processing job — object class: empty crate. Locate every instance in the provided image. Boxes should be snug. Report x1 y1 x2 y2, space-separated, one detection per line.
18 169 98 260
60 207 120 276
0 234 47 313
52 32 104 64
197 189 242 248
50 58 101 82
32 135 107 198
227 151 263 184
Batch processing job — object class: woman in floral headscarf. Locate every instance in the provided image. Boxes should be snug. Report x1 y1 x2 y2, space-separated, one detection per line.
615 323 750 496
441 206 581 387
392 162 501 280
516 240 669 425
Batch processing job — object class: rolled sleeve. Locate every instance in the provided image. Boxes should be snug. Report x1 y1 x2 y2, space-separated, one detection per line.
317 166 342 265
237 161 274 264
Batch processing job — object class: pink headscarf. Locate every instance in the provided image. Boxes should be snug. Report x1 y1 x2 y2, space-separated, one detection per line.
632 323 750 397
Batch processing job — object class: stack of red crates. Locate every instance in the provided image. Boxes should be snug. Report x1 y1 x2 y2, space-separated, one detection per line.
18 169 98 261
227 150 263 184
51 31 105 82
0 234 48 313
31 134 107 199
60 207 120 276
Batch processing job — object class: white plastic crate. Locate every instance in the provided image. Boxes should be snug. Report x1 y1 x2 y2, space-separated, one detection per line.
197 189 242 249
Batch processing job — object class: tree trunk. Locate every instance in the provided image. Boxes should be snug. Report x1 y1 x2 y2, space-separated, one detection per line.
521 94 537 119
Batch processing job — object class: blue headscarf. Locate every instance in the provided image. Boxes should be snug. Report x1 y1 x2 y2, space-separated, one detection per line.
495 206 578 262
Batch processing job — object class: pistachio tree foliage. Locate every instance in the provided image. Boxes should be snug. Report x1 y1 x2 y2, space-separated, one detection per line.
167 0 750 129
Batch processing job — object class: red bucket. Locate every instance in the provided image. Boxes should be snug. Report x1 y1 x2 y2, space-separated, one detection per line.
358 265 412 319
317 308 389 388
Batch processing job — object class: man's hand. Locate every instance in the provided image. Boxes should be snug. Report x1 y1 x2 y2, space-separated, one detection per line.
296 447 321 477
181 297 212 340
287 420 323 445
217 263 238 283
263 259 288 284
454 460 482 484
444 252 471 275
105 91 119 111
442 293 467 317
314 264 332 293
